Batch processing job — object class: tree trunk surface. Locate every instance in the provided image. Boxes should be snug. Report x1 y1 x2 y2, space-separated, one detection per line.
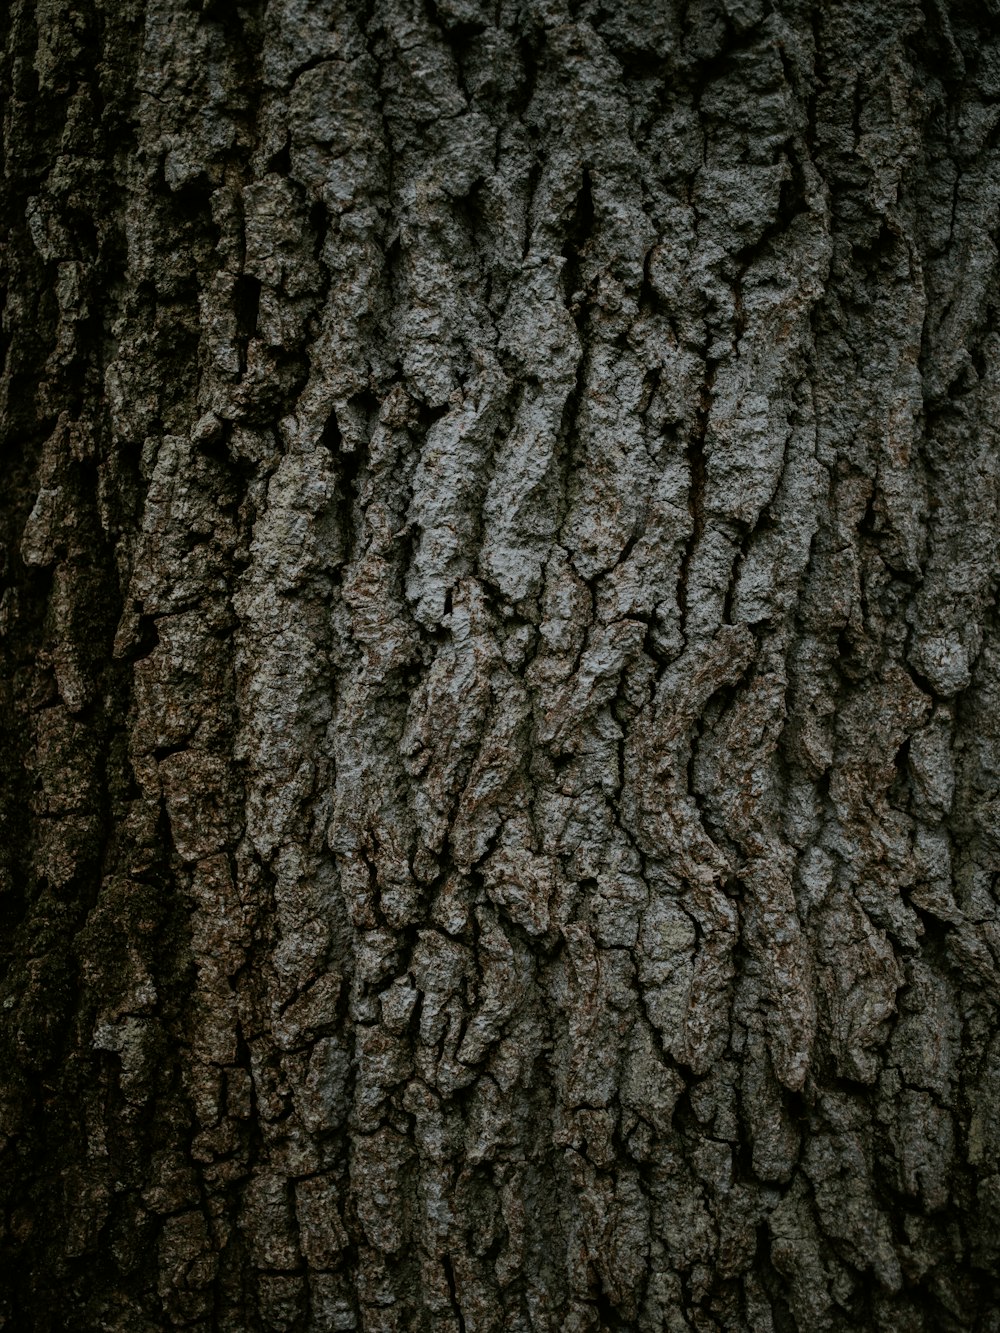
2 0 1000 1329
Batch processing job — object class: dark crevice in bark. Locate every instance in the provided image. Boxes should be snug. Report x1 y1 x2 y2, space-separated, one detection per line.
677 366 714 639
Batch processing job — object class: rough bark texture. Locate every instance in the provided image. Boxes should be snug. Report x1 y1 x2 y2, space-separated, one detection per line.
2 0 1000 1329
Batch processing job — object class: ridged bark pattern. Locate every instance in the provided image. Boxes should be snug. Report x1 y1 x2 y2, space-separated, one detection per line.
2 0 1000 1329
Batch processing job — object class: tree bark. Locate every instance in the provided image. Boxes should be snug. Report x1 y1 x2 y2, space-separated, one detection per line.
2 0 1000 1329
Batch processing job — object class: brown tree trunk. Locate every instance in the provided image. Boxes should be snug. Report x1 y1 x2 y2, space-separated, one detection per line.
2 0 1000 1329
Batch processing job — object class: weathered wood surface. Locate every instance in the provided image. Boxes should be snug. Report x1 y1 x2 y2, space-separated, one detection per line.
2 0 1000 1328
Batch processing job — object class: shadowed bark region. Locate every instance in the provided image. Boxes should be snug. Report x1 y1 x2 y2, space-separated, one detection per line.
2 0 1000 1329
